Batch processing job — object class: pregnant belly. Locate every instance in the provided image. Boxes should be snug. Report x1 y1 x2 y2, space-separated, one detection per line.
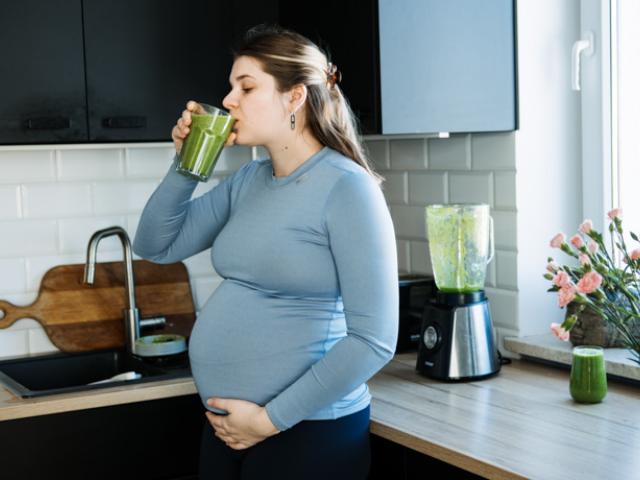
188 279 344 410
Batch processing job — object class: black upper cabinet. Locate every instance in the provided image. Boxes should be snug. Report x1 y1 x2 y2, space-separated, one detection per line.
278 0 380 135
0 0 233 145
82 0 233 142
0 0 516 144
0 0 88 144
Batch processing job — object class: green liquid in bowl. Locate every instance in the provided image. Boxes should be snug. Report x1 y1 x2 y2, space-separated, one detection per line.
177 113 235 181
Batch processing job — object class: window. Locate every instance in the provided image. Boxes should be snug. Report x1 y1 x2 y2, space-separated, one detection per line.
613 0 640 235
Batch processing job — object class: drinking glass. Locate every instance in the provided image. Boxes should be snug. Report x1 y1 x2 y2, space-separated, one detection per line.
176 103 235 181
569 345 607 403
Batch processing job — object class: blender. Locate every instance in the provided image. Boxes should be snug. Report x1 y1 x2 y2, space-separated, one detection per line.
416 204 501 381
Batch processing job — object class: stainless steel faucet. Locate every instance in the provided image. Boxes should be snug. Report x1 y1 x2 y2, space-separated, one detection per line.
83 226 140 354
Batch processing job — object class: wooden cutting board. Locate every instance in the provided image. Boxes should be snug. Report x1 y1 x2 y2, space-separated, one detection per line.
0 260 196 353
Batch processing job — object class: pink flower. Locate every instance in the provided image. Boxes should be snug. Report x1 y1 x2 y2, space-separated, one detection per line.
558 284 577 308
550 233 566 248
546 261 559 273
551 322 570 341
578 254 591 266
631 249 640 261
576 271 603 294
553 271 571 287
570 235 584 249
579 219 593 234
588 241 598 254
608 208 623 219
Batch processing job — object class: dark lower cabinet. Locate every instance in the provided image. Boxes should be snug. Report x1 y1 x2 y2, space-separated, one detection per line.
0 394 205 480
368 433 485 480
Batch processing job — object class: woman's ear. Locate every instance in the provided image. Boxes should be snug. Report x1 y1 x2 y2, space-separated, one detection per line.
288 83 307 114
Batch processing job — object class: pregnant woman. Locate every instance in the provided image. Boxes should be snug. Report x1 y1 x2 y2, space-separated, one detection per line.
133 23 398 480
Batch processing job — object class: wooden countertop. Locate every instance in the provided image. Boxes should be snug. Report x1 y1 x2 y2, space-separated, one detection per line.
2 354 638 480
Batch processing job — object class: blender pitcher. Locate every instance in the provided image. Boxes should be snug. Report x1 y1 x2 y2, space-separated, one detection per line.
425 204 494 292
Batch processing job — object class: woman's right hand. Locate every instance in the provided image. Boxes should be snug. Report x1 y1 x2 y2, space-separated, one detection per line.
172 100 237 155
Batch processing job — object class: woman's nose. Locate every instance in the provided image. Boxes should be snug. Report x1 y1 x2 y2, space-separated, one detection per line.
222 92 236 111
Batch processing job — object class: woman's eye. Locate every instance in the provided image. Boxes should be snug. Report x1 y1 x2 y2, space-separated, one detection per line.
242 88 253 93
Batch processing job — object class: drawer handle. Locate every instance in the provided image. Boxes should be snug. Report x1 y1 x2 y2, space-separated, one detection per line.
24 117 71 130
102 116 147 128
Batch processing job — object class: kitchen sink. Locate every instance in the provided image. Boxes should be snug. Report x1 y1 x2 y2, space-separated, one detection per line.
0 348 191 398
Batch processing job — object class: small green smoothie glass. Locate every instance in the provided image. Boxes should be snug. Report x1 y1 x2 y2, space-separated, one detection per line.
569 345 607 403
176 103 235 181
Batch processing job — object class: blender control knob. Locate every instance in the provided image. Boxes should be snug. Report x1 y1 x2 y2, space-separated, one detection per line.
423 325 439 350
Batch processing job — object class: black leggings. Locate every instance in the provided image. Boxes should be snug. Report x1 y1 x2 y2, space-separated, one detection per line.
198 405 371 480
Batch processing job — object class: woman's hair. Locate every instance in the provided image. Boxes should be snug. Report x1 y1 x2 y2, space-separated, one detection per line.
230 23 385 186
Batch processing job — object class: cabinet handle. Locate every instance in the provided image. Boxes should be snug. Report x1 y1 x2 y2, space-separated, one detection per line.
24 117 71 130
102 116 147 128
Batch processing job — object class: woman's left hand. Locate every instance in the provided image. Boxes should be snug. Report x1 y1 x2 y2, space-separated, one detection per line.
205 397 280 450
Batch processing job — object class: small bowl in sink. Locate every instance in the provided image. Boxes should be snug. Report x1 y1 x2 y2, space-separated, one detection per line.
134 334 187 357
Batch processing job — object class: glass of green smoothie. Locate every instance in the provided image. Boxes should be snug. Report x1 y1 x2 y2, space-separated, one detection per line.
176 103 236 181
569 345 607 403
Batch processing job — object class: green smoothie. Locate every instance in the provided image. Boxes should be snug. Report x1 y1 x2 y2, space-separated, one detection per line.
426 205 491 292
570 346 607 403
177 112 235 181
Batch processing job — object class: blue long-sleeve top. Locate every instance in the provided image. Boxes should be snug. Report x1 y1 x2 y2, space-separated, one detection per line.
132 145 399 432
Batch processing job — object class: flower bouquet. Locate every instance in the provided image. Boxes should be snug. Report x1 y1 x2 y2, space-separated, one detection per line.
544 208 640 365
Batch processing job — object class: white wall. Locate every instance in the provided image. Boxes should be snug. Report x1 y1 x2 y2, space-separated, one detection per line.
514 0 583 336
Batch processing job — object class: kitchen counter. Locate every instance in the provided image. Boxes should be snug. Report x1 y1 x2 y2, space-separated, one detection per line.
1 354 638 480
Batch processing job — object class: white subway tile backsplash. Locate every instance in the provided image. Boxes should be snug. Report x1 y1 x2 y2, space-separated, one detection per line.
8 318 41 331
58 216 127 254
382 171 407 204
0 329 29 360
215 145 253 172
494 171 517 209
126 147 176 178
193 176 223 199
389 139 427 170
471 132 515 170
408 172 447 205
491 210 518 250
427 135 469 170
0 150 55 183
58 149 124 180
409 240 432 275
485 257 497 288
364 140 389 170
0 136 520 357
0 220 57 257
397 240 410 273
389 205 427 239
192 276 223 311
127 214 142 257
485 287 518 330
255 146 270 160
496 250 518 290
0 186 21 219
28 326 59 354
449 172 493 206
22 183 92 218
93 181 158 215
0 258 26 293
25 254 86 291
183 249 216 278
0 292 38 307
495 326 520 358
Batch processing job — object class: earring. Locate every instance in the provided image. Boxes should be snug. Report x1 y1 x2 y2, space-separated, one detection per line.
290 113 296 130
